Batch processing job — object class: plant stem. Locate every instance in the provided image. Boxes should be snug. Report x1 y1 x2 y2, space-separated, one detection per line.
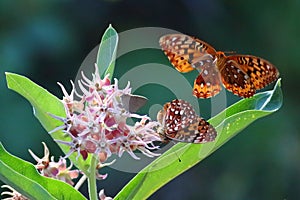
88 155 98 200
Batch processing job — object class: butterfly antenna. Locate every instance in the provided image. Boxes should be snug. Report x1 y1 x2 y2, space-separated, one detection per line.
157 132 182 162
177 153 182 162
171 141 181 162
224 50 236 55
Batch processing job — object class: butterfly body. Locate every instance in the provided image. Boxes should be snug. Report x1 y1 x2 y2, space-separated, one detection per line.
157 99 217 144
160 34 279 98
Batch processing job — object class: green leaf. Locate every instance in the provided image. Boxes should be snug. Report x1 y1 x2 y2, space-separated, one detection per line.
96 24 118 80
5 72 91 174
115 79 283 200
0 142 86 200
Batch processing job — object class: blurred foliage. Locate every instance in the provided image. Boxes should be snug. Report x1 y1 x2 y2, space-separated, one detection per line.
0 0 299 199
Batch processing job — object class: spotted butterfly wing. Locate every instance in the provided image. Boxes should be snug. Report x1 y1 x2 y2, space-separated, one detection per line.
157 99 217 143
226 55 279 90
160 34 223 98
159 34 217 73
160 34 280 98
219 56 255 98
193 63 222 98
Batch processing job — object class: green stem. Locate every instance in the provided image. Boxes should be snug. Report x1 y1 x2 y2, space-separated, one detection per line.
88 155 98 200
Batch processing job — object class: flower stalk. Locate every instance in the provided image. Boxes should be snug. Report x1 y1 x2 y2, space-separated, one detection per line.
88 155 98 200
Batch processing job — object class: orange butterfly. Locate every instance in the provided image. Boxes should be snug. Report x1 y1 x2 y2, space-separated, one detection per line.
160 34 280 98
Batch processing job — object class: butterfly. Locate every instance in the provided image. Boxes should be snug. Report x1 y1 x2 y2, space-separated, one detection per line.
157 99 217 143
159 34 280 98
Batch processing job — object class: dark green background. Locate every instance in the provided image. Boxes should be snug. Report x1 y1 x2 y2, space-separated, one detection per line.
1 0 299 199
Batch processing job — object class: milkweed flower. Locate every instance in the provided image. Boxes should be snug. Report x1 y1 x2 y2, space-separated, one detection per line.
49 64 161 163
1 185 28 200
99 189 113 200
28 142 80 185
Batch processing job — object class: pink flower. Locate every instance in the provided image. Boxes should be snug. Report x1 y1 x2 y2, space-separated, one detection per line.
49 64 161 163
99 189 113 200
1 185 28 200
28 142 79 185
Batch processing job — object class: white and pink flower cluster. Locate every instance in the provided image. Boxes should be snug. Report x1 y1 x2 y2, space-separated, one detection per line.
28 142 79 185
50 65 161 163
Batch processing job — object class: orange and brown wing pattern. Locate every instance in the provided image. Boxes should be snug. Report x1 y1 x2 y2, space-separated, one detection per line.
193 63 222 98
157 99 217 143
160 33 280 99
227 55 280 90
220 60 256 98
159 34 217 73
196 117 217 143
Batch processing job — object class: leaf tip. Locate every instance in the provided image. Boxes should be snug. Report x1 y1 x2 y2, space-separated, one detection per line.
275 77 282 88
5 72 14 80
108 24 116 31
